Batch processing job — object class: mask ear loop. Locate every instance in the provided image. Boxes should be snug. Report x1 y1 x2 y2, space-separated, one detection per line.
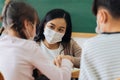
26 29 31 38
26 29 34 40
26 22 34 40
29 22 34 28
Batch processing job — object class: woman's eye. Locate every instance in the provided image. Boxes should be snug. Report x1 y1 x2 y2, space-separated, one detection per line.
49 26 54 29
59 29 65 33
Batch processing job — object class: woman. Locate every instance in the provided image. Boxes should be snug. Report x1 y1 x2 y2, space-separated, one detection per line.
33 9 81 80
35 9 81 68
0 1 73 80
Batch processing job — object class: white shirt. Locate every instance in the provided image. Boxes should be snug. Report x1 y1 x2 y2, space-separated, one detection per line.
0 35 73 80
79 34 120 80
40 41 63 61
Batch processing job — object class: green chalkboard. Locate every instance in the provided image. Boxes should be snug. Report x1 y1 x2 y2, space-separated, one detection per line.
0 0 96 33
0 0 4 26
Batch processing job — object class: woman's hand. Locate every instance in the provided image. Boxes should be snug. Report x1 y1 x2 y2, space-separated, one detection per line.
61 55 74 63
54 55 62 67
54 55 74 67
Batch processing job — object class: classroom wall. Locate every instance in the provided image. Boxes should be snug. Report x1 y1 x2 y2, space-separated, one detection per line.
0 0 96 33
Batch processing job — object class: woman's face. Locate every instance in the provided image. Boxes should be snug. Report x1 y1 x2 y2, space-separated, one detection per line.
43 18 67 44
45 18 67 34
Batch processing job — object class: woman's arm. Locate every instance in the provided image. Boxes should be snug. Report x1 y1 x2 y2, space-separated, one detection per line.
71 39 82 68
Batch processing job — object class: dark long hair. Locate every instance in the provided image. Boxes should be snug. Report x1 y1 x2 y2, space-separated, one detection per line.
34 9 72 54
0 1 39 39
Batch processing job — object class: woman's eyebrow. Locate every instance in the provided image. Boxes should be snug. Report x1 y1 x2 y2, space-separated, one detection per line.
59 26 66 29
50 23 65 29
50 23 55 26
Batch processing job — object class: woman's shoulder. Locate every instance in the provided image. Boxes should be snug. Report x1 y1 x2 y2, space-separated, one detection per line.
70 38 77 44
70 38 81 48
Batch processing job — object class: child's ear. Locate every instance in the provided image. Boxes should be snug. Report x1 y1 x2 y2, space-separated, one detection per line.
23 19 29 30
98 9 108 24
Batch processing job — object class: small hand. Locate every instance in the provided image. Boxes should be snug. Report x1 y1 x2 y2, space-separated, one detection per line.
61 55 74 63
54 54 74 67
54 55 62 67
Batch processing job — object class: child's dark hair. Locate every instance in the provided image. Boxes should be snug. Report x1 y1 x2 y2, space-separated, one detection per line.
92 0 120 19
1 1 39 38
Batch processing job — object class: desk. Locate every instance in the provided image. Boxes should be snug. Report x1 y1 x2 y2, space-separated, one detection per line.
115 78 120 80
71 68 80 80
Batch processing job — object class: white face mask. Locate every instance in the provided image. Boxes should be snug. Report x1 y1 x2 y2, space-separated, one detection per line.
95 19 103 34
43 27 64 44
